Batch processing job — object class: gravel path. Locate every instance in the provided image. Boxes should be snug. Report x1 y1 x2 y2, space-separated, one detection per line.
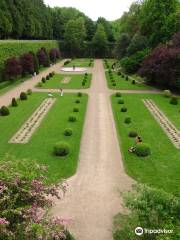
51 60 134 240
0 60 66 107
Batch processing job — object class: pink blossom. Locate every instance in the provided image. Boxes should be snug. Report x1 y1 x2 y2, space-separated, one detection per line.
0 218 9 225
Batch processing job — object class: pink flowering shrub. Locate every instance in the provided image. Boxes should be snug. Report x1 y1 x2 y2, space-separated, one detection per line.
49 48 61 63
0 156 74 240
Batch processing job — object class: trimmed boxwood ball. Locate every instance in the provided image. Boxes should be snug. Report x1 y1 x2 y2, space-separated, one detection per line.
124 117 131 124
64 128 73 136
68 115 77 122
75 99 80 104
41 77 46 83
53 142 70 156
128 131 138 138
12 98 18 107
82 82 86 86
0 106 10 116
73 107 79 112
20 92 27 100
170 97 178 105
118 98 124 104
46 76 50 80
49 72 53 78
27 89 32 95
77 92 82 97
132 80 136 85
113 83 116 86
116 92 121 97
135 143 151 157
37 82 42 87
125 76 129 81
121 107 127 112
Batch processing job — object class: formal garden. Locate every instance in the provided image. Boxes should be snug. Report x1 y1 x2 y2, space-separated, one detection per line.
0 0 179 239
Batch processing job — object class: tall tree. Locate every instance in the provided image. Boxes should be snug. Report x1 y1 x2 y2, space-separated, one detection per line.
92 24 108 57
97 17 114 42
114 33 131 59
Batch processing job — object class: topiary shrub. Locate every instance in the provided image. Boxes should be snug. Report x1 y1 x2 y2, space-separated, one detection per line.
68 115 77 122
27 89 32 95
46 76 50 80
0 106 10 116
41 77 46 83
53 142 70 156
85 73 88 76
64 60 70 65
12 98 18 107
124 117 131 124
170 97 178 105
64 128 73 136
77 92 82 97
128 131 138 138
118 71 121 75
135 143 151 157
82 82 86 86
73 107 79 112
113 83 116 86
163 90 171 98
122 75 124 78
125 76 129 81
49 72 53 78
75 99 80 104
118 98 124 104
116 92 122 97
132 80 136 85
121 107 127 112
20 92 27 100
37 82 42 87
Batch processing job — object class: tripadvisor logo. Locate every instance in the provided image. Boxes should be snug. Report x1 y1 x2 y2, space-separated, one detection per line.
135 227 173 236
135 227 143 236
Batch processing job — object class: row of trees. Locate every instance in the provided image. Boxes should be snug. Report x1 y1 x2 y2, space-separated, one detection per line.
112 0 180 90
4 47 60 81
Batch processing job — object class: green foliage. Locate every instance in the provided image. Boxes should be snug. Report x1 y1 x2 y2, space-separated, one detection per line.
127 33 148 55
0 106 10 116
121 107 127 112
118 99 124 104
113 184 180 240
170 97 178 105
75 99 81 104
53 142 70 156
135 143 151 157
64 128 73 136
73 107 79 112
20 92 27 100
116 92 122 97
128 131 138 138
68 115 77 122
124 117 131 124
92 24 108 57
114 33 131 59
120 48 150 74
77 92 82 97
27 89 32 95
11 97 18 107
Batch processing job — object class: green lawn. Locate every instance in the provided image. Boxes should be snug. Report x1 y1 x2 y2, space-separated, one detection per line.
66 58 94 67
103 59 117 69
111 93 180 194
38 73 92 89
106 72 154 90
0 92 88 183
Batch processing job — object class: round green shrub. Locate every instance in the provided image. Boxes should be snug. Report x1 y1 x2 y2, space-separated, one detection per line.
122 75 124 78
41 77 46 83
170 97 178 105
12 98 18 107
132 80 136 85
46 76 49 80
53 142 70 156
135 143 151 157
125 76 129 81
121 107 127 112
118 71 121 75
118 99 124 104
0 106 10 116
73 107 79 112
113 83 116 86
128 131 138 138
85 73 88 76
82 82 86 86
116 93 122 97
27 89 32 95
68 115 77 122
75 99 80 104
163 90 171 98
20 92 27 100
64 128 73 136
77 92 82 97
124 117 131 124
49 72 53 78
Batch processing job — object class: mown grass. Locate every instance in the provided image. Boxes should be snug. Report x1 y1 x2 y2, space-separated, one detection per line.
0 92 88 183
38 73 92 89
111 93 180 193
106 72 154 90
66 58 94 67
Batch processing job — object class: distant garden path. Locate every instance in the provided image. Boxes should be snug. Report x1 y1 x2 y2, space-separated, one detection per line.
51 60 134 240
